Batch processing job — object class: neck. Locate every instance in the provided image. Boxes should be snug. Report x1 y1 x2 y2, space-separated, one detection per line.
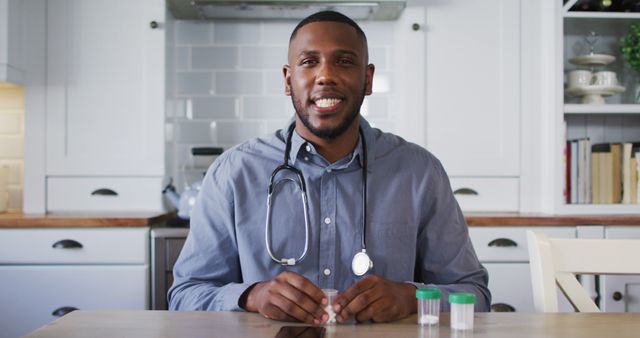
296 118 360 164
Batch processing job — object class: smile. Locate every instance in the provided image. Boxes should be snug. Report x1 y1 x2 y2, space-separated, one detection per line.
313 98 343 109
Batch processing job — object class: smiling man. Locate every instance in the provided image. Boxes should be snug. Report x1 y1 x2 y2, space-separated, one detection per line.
168 11 490 324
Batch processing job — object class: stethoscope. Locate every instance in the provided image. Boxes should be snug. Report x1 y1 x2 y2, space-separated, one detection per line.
265 124 373 277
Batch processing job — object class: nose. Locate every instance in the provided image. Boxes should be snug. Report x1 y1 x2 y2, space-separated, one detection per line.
315 62 337 86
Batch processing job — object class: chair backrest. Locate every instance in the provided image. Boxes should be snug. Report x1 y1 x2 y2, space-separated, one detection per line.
526 230 640 312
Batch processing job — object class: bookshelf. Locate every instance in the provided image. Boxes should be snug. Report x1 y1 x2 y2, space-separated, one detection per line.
557 0 640 214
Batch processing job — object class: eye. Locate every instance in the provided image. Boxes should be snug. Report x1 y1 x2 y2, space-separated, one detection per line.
300 58 318 66
337 58 355 65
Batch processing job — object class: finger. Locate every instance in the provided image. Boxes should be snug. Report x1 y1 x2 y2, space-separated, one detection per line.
360 298 397 323
334 276 378 313
269 292 317 324
338 287 384 323
278 282 326 320
282 271 326 303
262 300 298 322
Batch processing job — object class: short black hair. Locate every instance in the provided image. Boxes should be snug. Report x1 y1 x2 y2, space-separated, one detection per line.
289 10 368 45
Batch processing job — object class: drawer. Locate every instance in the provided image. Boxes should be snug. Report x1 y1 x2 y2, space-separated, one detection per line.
450 177 519 212
469 227 576 262
0 228 149 264
0 265 148 338
47 177 165 212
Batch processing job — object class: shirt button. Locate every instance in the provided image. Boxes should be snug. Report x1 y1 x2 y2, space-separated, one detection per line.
304 156 309 161
324 217 331 224
323 268 331 276
326 168 332 173
305 145 312 152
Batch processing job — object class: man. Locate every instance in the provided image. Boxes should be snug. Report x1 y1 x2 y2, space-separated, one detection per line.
169 11 490 324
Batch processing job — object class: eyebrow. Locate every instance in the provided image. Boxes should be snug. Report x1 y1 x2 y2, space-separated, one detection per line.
296 49 360 59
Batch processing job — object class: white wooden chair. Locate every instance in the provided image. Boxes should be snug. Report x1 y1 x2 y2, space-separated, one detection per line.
526 230 640 312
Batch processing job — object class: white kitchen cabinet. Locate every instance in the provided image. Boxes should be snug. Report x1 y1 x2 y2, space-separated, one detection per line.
45 0 165 177
0 0 26 84
470 226 576 312
424 0 520 178
0 227 150 338
600 226 640 312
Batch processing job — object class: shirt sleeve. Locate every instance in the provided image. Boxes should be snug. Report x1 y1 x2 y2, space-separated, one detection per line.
168 156 251 311
413 156 492 312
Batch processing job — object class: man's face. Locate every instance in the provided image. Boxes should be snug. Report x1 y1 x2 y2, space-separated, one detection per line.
284 21 374 140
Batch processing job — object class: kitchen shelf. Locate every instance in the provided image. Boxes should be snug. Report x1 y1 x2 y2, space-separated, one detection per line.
556 203 640 215
564 104 640 114
563 12 640 19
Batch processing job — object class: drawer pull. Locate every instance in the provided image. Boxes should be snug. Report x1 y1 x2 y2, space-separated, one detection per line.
91 188 118 196
52 239 83 249
488 238 518 247
491 303 515 312
52 306 78 317
613 291 623 301
453 188 478 195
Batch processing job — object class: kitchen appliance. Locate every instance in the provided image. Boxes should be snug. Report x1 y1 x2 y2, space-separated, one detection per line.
166 0 406 20
163 147 223 220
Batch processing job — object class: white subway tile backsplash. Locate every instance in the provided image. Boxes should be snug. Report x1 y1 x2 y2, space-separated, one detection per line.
214 22 261 44
192 97 238 119
175 47 190 69
0 87 23 109
262 22 297 44
7 185 22 210
176 72 214 95
0 114 22 134
241 46 287 69
192 46 239 69
266 119 290 134
0 136 23 158
176 21 213 45
215 72 262 95
217 120 267 145
243 97 289 118
369 47 387 70
176 121 217 144
0 161 23 185
265 71 285 95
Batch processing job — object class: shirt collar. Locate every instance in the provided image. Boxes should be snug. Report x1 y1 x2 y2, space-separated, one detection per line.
280 117 376 169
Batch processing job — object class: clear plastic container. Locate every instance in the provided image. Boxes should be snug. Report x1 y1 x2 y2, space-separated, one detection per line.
449 292 476 330
416 288 441 326
322 288 338 325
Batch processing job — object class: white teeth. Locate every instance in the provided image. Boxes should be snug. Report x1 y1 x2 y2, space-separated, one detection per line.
315 98 342 108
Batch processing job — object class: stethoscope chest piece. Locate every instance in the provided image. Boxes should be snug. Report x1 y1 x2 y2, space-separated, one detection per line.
351 250 373 277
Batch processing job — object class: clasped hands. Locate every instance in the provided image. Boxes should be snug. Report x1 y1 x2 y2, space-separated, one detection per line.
241 271 417 324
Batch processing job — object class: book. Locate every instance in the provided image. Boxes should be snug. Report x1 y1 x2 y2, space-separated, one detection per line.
592 143 611 204
611 143 622 204
570 140 578 204
591 147 600 204
622 143 633 204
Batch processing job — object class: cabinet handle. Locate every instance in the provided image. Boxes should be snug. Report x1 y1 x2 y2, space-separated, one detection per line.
52 239 83 249
488 238 518 247
613 291 623 301
491 303 516 312
52 306 78 317
453 188 478 196
150 21 159 29
91 188 118 196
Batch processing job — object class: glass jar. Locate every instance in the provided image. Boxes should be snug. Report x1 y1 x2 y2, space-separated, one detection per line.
416 288 441 326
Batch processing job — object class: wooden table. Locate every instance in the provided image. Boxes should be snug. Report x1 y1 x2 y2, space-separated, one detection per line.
24 310 640 338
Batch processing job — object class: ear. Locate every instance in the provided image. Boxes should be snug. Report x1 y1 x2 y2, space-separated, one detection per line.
283 65 292 96
364 64 375 96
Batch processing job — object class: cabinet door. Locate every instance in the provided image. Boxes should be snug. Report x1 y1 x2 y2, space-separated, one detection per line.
45 0 164 176
0 265 148 338
600 227 640 312
485 263 575 313
425 0 520 176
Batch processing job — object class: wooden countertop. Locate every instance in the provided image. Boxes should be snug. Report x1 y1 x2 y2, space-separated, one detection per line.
464 213 640 226
0 211 174 228
1 211 639 228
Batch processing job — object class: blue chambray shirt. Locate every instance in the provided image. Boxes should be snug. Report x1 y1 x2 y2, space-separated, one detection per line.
168 118 490 312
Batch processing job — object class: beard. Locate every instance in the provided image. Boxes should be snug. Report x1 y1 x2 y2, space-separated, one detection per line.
291 88 365 140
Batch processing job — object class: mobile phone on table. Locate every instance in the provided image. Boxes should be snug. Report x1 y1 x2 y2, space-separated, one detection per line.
275 325 325 338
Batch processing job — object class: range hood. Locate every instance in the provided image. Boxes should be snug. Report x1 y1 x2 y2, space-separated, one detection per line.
167 0 406 20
